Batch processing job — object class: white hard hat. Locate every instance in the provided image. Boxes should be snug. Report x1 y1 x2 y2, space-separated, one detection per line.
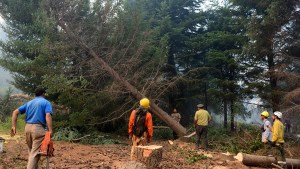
274 111 282 119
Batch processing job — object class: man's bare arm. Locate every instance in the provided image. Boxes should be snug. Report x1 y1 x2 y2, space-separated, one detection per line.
11 109 20 137
46 113 53 136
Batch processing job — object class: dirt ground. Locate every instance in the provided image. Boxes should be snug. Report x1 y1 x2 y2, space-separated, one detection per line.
0 134 299 169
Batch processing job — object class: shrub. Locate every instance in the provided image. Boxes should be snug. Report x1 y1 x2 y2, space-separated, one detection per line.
153 128 173 140
0 115 26 133
52 127 81 141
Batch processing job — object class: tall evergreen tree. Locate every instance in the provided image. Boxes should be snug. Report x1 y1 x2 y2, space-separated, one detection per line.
231 0 299 110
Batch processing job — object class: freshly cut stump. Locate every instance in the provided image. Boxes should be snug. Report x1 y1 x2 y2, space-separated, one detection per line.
135 145 163 168
235 153 300 168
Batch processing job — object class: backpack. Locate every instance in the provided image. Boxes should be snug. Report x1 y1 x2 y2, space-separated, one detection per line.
39 131 54 157
133 108 148 137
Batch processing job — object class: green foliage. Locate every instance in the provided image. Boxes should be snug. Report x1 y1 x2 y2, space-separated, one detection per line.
187 154 208 164
232 0 299 110
0 0 299 132
52 127 81 141
208 126 263 153
0 116 26 133
0 88 17 122
80 135 120 145
53 127 120 144
153 128 173 140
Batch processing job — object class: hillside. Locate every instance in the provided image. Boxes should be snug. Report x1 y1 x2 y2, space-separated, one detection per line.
1 133 299 169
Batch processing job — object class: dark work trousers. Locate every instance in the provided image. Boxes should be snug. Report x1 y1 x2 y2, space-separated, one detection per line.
264 140 273 156
274 143 286 162
196 125 208 149
173 131 178 140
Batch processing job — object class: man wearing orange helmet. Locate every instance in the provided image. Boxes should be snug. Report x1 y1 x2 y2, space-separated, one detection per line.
260 111 272 156
128 98 153 160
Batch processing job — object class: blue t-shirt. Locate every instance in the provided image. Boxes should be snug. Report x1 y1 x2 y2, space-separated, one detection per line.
18 96 53 127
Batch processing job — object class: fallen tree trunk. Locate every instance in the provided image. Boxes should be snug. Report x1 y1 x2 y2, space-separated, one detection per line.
286 159 300 169
234 153 277 167
134 145 163 169
57 20 187 136
234 153 300 169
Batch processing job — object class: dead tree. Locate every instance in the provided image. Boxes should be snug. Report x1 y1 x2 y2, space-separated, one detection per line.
56 20 187 135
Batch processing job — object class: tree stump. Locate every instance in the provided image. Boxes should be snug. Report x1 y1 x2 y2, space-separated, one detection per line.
134 145 163 168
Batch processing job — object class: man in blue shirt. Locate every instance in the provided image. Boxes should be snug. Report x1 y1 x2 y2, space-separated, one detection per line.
11 88 53 169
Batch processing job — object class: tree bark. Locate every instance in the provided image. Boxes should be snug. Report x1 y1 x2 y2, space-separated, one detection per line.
230 101 235 132
234 153 300 168
135 145 163 169
57 20 187 135
223 99 227 129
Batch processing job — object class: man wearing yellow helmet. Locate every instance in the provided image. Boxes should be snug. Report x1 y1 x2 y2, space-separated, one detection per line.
128 98 153 160
260 111 272 156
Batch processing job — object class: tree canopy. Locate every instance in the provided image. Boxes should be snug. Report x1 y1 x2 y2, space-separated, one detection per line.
0 0 299 131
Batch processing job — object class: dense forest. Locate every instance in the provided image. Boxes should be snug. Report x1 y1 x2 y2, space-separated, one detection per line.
0 0 299 133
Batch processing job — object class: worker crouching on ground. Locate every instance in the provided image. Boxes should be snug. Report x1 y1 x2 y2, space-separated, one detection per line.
268 111 286 168
260 111 273 156
128 98 153 160
11 88 53 169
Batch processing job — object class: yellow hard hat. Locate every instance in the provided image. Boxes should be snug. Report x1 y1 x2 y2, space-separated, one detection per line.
140 98 150 109
261 111 269 118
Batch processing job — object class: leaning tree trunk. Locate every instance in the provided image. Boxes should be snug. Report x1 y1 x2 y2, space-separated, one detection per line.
58 20 187 135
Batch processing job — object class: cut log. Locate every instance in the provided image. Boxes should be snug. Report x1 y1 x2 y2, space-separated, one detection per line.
286 158 300 169
184 131 196 138
168 140 174 145
153 126 170 129
134 145 163 168
271 163 284 169
235 153 300 169
234 153 276 167
179 131 196 142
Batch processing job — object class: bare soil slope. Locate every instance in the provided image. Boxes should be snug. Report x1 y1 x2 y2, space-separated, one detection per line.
0 134 299 169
